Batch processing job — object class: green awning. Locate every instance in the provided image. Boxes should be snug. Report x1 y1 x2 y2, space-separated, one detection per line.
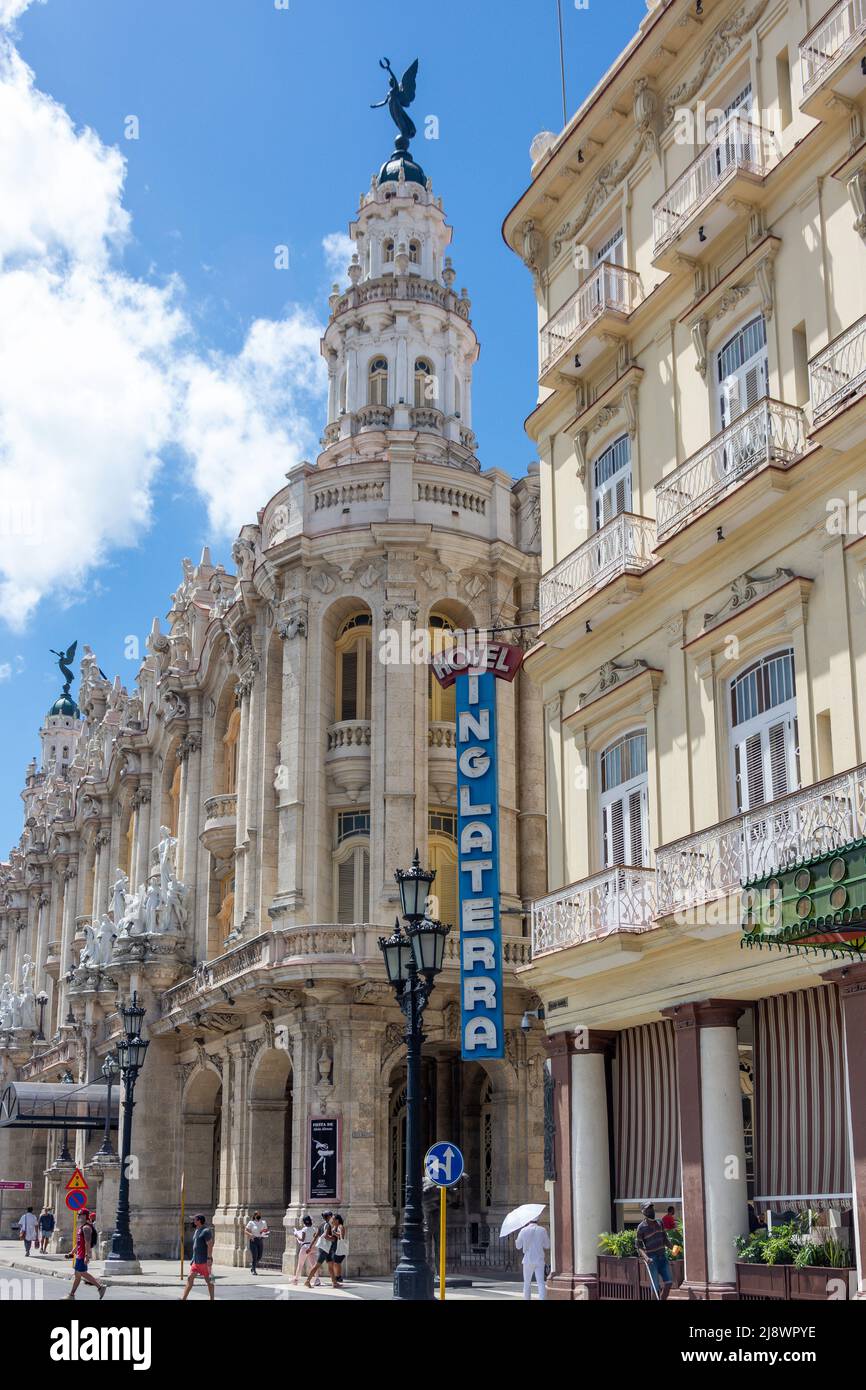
740 838 866 960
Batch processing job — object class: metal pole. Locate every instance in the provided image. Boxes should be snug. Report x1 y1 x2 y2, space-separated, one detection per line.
180 1170 185 1281
107 1066 137 1264
393 961 434 1301
439 1185 446 1300
557 0 568 127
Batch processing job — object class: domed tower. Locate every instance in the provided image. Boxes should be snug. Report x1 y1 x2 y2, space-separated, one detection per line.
321 79 479 467
40 642 83 776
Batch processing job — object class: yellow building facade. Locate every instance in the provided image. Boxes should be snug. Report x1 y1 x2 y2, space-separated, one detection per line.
505 0 866 1300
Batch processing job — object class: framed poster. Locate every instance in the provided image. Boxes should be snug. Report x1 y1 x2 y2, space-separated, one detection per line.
308 1116 341 1203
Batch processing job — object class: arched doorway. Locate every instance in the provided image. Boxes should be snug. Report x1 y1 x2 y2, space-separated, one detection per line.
248 1048 293 1269
181 1069 223 1248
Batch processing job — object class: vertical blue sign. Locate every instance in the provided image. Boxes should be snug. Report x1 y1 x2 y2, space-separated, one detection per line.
455 670 504 1060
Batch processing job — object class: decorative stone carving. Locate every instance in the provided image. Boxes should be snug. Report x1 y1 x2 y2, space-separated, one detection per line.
691 317 709 379
702 568 795 630
847 169 866 238
664 0 772 125
713 285 750 320
177 732 202 763
519 219 544 287
277 614 307 641
579 658 649 707
553 136 646 254
161 690 189 724
633 77 659 160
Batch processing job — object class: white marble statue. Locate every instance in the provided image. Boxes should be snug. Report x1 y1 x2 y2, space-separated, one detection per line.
119 882 146 936
9 987 22 1030
112 868 129 925
81 922 98 966
18 959 37 1030
96 913 115 966
158 826 177 902
143 882 160 935
0 974 12 1030
162 875 188 934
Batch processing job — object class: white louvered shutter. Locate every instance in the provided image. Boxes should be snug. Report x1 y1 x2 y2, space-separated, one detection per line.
337 858 355 923
360 850 370 922
604 798 626 867
340 648 358 720
735 732 766 813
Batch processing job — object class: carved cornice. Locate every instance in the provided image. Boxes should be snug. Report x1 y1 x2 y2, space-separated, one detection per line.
663 0 772 126
702 568 794 632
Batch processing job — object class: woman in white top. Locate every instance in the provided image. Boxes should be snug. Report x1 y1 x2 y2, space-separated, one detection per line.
244 1211 269 1275
292 1214 317 1284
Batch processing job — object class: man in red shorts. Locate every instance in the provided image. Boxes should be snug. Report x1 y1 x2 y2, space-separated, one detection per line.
64 1211 107 1300
182 1213 215 1301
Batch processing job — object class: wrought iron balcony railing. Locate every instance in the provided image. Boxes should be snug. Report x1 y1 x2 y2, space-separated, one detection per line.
531 867 657 956
655 398 806 543
539 512 656 630
656 762 866 918
809 312 866 423
800 0 866 100
539 262 642 376
653 116 775 256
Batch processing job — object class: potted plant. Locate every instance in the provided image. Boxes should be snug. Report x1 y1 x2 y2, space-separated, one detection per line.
597 1228 685 1300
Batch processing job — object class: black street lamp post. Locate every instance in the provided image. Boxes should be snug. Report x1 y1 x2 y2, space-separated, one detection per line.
35 992 48 1042
106 994 149 1272
95 1053 118 1158
380 851 450 1302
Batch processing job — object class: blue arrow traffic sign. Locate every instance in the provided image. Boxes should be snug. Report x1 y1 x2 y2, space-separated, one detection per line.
424 1141 465 1188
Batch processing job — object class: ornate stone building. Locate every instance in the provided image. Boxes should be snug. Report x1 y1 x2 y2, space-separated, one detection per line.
0 130 546 1274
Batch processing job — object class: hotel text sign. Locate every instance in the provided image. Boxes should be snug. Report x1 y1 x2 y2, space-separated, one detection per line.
435 642 524 1061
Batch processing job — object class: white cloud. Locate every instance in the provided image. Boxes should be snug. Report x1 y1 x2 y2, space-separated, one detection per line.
0 26 329 630
322 231 355 289
0 0 42 28
177 312 326 538
0 662 11 682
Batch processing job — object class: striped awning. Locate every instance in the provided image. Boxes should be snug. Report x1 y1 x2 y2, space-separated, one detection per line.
614 1020 681 1203
754 986 851 1212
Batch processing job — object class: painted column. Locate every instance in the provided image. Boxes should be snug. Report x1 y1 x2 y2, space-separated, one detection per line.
826 963 866 1298
274 607 308 920
665 1000 747 1299
571 1033 614 1297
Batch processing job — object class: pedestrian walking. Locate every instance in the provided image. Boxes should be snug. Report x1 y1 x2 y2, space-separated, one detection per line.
244 1210 269 1275
331 1215 348 1285
636 1202 673 1301
38 1206 55 1253
16 1206 38 1256
63 1211 107 1300
181 1213 215 1301
661 1205 677 1232
292 1215 316 1283
515 1217 550 1301
304 1213 337 1289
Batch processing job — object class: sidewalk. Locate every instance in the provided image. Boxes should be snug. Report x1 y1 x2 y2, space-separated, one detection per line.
0 1241 271 1288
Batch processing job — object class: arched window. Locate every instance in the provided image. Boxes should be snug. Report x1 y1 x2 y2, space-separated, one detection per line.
428 811 458 927
383 239 395 264
729 650 799 812
428 613 456 723
592 435 632 530
368 357 389 406
599 729 648 867
336 612 372 721
334 828 371 924
223 705 241 794
414 358 435 408
408 239 421 265
454 376 461 418
216 875 235 944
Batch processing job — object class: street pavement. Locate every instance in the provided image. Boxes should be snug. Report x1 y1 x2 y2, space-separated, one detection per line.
0 1241 527 1301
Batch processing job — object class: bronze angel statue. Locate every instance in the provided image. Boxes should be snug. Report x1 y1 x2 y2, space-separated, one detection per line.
50 641 77 695
371 57 419 150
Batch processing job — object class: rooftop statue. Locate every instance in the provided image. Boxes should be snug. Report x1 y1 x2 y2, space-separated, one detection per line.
371 57 419 151
49 641 77 696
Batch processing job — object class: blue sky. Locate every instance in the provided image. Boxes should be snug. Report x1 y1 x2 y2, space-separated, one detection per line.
0 0 647 853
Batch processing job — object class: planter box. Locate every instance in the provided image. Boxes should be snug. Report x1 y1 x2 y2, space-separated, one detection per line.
736 1262 790 1299
598 1254 684 1301
788 1266 851 1300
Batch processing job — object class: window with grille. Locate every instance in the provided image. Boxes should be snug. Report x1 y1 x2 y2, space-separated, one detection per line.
336 613 372 721
717 315 767 430
599 729 649 867
594 226 624 266
368 357 389 406
408 239 421 264
337 810 371 844
335 841 370 924
428 809 457 840
730 650 799 813
592 435 632 530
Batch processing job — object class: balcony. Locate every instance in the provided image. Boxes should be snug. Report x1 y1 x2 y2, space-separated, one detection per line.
410 406 445 431
539 263 642 386
354 404 393 431
800 0 866 115
652 117 777 268
810 312 866 431
531 867 657 957
325 719 371 803
655 398 806 547
156 924 531 1026
656 762 866 920
538 512 656 632
200 792 238 857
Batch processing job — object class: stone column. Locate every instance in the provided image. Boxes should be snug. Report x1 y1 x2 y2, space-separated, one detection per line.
825 963 866 1297
273 607 309 920
213 1040 249 1267
664 1000 747 1299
